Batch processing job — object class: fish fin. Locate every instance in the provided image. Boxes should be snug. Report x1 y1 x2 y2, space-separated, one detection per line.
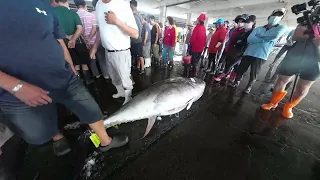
186 99 194 110
142 116 157 138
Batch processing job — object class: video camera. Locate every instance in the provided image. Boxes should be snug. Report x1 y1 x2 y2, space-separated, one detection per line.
291 0 320 38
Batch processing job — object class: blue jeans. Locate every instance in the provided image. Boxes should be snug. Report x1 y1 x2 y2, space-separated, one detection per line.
0 77 103 145
162 44 173 63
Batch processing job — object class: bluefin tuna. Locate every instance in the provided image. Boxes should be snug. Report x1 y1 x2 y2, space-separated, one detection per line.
103 77 206 137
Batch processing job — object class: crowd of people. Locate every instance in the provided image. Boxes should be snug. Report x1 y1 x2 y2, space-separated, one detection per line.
0 0 320 163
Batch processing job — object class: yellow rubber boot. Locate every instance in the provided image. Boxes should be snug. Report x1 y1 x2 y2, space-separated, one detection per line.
282 98 302 119
261 91 287 110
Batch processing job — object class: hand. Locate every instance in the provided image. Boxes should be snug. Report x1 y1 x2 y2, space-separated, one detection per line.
90 47 97 59
143 41 146 46
70 65 78 76
105 11 119 25
153 44 157 48
313 37 320 46
68 40 76 48
14 82 52 107
66 35 73 41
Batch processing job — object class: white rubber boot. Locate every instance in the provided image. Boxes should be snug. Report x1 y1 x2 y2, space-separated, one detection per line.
145 58 151 68
112 85 125 98
123 89 132 105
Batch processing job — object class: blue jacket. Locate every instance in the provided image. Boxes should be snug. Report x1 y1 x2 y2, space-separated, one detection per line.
243 25 287 60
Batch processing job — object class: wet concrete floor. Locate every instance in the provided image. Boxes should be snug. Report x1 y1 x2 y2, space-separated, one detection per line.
1 55 320 180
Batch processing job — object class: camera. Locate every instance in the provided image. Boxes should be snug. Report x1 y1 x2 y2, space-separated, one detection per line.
291 0 320 37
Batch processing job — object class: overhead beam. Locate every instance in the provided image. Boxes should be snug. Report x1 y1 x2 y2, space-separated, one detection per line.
189 0 283 13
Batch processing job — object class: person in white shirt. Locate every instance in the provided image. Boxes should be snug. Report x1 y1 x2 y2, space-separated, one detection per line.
90 0 139 105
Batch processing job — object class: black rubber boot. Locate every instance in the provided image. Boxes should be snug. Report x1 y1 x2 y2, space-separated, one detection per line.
83 70 94 84
99 135 129 152
53 137 72 156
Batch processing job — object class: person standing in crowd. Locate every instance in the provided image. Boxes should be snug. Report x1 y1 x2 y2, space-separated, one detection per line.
130 0 145 74
0 0 128 156
230 8 287 94
141 15 152 70
54 0 93 84
161 16 176 69
91 0 139 105
75 0 101 79
261 25 320 119
205 27 214 54
189 14 207 77
184 23 194 55
214 15 256 82
207 18 228 73
149 16 161 66
91 0 110 80
266 29 296 82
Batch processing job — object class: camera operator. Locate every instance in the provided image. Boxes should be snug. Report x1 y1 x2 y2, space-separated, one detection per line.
261 25 320 119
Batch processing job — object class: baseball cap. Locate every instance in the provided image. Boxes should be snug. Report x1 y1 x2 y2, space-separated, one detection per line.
271 8 287 16
234 14 247 23
198 14 206 21
245 15 256 23
213 18 225 24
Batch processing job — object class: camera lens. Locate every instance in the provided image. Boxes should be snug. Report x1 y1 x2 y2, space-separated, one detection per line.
291 3 307 14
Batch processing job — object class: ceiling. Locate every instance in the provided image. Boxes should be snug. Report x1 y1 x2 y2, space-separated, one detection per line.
70 0 308 27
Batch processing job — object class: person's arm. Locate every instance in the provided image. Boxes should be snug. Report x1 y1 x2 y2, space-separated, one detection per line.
189 26 197 46
171 28 176 49
57 39 77 75
0 71 52 107
259 25 287 41
68 13 83 48
87 14 98 43
154 24 159 46
105 11 138 39
247 28 265 44
144 31 148 46
90 30 101 59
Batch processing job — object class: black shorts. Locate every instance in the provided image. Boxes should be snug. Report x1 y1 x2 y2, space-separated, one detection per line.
131 42 143 59
191 52 202 66
277 42 320 81
68 42 90 65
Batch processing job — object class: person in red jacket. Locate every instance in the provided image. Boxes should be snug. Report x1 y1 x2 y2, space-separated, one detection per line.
189 13 207 77
161 16 176 69
207 18 228 73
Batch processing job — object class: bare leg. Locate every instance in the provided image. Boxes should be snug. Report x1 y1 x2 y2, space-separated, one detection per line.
88 120 112 146
75 65 80 71
292 78 315 100
273 75 294 92
82 64 89 71
139 57 145 71
136 58 140 69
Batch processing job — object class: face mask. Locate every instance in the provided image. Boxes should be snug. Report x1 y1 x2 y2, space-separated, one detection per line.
268 16 282 25
238 23 245 28
165 22 170 27
244 22 253 29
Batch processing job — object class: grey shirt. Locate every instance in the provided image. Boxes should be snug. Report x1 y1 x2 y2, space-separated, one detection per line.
131 13 143 44
141 22 151 43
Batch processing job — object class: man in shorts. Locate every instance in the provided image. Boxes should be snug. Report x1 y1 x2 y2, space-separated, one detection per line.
0 0 128 156
130 0 145 74
54 0 93 84
141 15 152 70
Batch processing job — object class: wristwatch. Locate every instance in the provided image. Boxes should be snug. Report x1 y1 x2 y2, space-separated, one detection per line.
12 80 24 94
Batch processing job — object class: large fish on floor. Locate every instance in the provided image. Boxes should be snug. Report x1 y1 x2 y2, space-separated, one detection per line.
103 77 206 137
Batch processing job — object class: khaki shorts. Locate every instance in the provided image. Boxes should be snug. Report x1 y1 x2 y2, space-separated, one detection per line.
152 44 160 59
143 42 151 58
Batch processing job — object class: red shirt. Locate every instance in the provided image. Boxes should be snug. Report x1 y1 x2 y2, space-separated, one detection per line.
208 27 228 53
163 26 176 47
225 27 245 52
189 24 207 53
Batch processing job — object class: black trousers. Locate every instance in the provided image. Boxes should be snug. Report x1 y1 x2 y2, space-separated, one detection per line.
223 56 241 74
235 56 265 87
208 53 217 71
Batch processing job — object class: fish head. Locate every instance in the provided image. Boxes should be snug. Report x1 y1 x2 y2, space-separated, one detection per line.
187 77 206 100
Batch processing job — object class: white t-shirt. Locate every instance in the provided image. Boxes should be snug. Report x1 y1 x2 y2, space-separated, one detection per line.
96 0 138 50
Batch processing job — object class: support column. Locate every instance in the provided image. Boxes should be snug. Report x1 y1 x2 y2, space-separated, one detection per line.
204 12 209 29
186 12 192 26
159 6 167 26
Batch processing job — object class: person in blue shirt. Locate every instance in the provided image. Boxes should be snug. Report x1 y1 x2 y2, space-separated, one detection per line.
0 0 128 156
230 8 288 94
